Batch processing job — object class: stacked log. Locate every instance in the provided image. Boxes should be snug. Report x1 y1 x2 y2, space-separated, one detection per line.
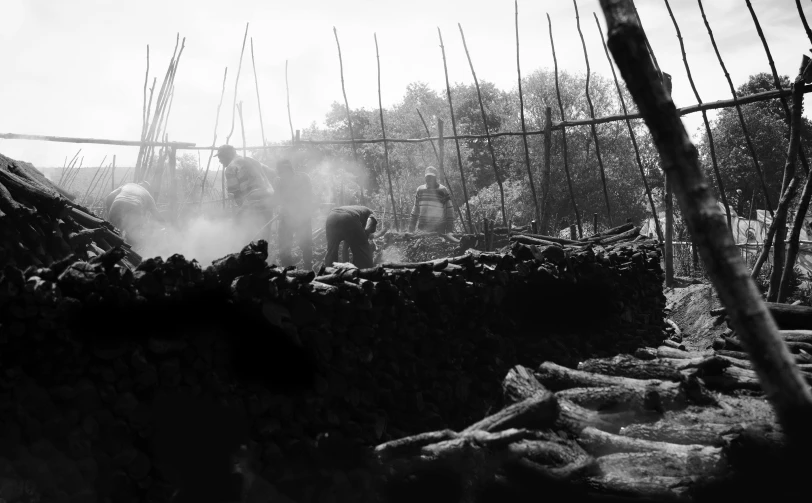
0 153 141 270
374 352 797 501
0 225 662 502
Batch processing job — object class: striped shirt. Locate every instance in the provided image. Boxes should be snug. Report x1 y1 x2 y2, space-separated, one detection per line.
410 183 454 233
225 156 273 206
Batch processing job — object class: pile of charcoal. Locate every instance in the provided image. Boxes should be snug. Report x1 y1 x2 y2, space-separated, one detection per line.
0 153 141 271
0 220 664 502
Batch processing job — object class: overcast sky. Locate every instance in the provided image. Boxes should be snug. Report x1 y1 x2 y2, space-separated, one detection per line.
1 0 810 168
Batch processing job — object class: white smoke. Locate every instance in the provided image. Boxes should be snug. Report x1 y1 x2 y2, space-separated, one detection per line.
137 212 272 266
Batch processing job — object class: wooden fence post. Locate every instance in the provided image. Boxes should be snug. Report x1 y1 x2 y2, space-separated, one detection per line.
541 107 553 235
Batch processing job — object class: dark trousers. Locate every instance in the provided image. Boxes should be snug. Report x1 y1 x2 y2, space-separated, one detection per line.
236 202 274 248
279 215 313 270
324 211 373 269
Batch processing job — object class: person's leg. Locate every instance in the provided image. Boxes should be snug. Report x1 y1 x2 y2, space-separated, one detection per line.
323 212 343 267
347 223 373 268
298 217 313 270
341 241 350 263
278 216 294 267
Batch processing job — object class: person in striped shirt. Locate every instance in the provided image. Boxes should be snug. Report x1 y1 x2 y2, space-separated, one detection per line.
408 166 454 234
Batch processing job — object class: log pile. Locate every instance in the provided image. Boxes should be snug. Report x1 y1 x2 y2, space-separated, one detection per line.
0 153 141 271
372 351 799 502
0 224 663 502
705 303 812 365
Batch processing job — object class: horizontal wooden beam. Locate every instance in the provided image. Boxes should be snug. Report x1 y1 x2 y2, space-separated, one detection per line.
0 133 195 148
180 84 811 150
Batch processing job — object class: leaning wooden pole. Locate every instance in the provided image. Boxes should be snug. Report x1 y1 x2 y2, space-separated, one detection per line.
780 121 812 301
286 60 295 144
237 102 247 158
135 45 150 179
595 13 662 242
81 156 108 205
417 108 468 233
515 0 541 227
200 67 228 203
250 38 267 146
696 0 774 217
459 23 508 228
746 0 811 176
333 27 364 205
575 0 612 226
226 23 249 144
769 58 808 301
374 33 399 230
438 27 474 233
664 0 732 230
548 13 583 238
600 0 812 457
796 0 812 47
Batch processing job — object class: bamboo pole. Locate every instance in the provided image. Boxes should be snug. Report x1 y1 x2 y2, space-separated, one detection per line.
81 156 108 204
770 59 808 301
333 27 364 205
286 60 294 144
515 0 541 228
780 75 812 302
599 0 812 457
177 85 812 151
238 102 247 158
696 0 774 217
58 149 81 186
416 108 468 233
65 157 84 191
574 0 613 226
746 0 810 176
547 13 582 238
796 0 812 46
135 46 150 179
540 107 553 234
136 77 157 180
200 67 229 203
458 23 507 228
143 34 181 180
250 38 267 146
374 33 399 231
438 28 474 233
226 23 249 144
751 57 811 283
594 13 662 242
111 156 116 190
664 0 732 230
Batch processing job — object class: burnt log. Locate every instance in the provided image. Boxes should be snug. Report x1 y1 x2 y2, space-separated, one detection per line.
619 422 742 447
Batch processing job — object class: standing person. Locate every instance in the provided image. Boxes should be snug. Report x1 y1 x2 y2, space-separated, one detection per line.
408 166 455 234
323 205 377 269
216 145 275 245
104 181 166 248
273 159 314 270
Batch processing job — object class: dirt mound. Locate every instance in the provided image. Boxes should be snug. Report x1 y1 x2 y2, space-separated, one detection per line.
666 281 727 351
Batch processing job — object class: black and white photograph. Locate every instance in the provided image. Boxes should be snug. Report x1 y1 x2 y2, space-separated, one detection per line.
2 0 812 501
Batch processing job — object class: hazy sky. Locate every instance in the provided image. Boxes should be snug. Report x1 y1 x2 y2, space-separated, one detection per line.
1 0 811 168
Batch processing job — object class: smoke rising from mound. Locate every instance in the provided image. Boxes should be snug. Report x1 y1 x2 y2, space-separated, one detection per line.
138 214 270 266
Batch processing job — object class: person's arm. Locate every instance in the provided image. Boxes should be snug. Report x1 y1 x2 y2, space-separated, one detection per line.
409 188 421 232
104 188 121 215
143 193 166 222
365 215 378 236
